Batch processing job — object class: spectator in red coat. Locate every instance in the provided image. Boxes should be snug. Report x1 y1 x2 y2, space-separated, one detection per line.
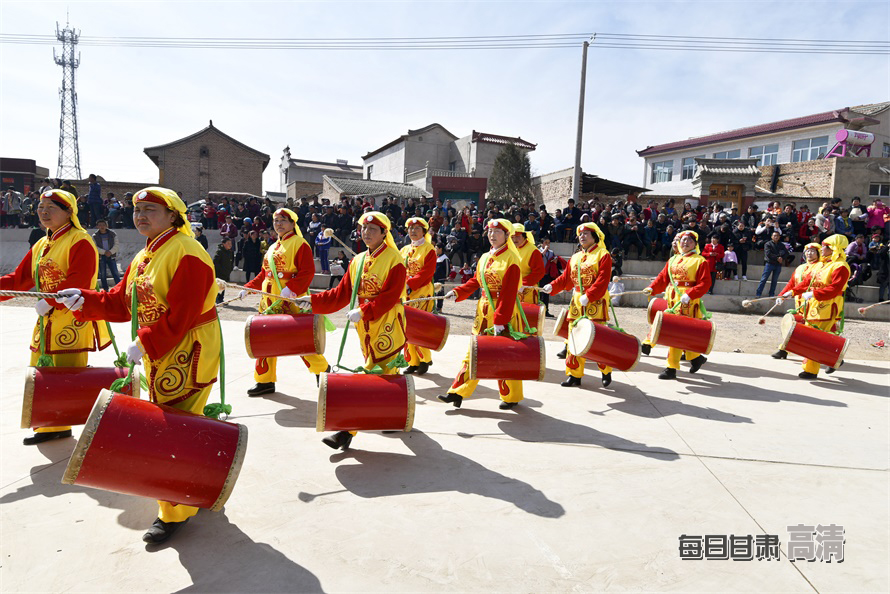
701 233 725 295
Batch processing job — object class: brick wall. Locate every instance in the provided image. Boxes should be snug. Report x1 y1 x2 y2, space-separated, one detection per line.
287 181 323 201
756 160 834 199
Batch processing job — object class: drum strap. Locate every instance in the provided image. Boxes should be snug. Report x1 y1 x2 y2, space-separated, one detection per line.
32 244 53 367
334 252 365 372
665 256 712 320
109 283 149 395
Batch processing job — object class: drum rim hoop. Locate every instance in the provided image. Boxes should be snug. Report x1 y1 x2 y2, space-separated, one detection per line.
316 372 328 432
435 315 450 352
244 315 255 359
21 367 37 429
537 336 546 381
536 305 544 336
553 308 568 339
833 336 850 369
625 334 642 372
62 388 114 485
567 318 595 357
647 297 665 325
210 423 248 511
469 336 478 380
313 315 326 356
703 321 717 355
778 314 795 350
650 311 664 345
403 374 416 432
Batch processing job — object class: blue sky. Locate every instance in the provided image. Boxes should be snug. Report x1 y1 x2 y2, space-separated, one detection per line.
1 0 888 194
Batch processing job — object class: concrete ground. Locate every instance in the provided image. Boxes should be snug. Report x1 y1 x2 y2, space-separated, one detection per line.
0 305 887 593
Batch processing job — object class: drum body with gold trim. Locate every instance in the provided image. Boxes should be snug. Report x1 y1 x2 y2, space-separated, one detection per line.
519 302 545 336
244 313 325 358
317 373 415 432
469 335 546 381
404 307 449 351
650 311 716 355
553 308 570 340
779 314 848 368
62 390 247 511
21 366 138 430
647 297 668 325
567 319 641 371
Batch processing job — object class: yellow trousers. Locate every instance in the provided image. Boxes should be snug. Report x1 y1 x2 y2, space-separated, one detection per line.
29 350 87 433
254 353 329 382
450 351 523 403
667 347 701 370
404 343 431 365
802 318 836 376
566 347 612 378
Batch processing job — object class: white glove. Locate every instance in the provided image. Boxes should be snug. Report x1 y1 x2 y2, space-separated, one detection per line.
680 293 691 305
642 287 653 295
775 297 784 306
215 278 227 292
579 293 590 307
802 291 814 301
347 307 363 323
238 290 248 300
541 284 553 294
280 287 296 299
493 324 506 334
57 288 84 311
126 339 145 366
35 299 53 317
444 290 457 301
782 290 793 298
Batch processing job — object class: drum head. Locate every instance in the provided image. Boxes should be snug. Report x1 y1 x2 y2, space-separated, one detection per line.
650 311 665 345
62 389 115 485
779 313 796 350
244 315 256 359
553 308 568 339
567 318 596 357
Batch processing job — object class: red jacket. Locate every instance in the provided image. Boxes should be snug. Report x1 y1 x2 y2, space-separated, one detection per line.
701 243 725 272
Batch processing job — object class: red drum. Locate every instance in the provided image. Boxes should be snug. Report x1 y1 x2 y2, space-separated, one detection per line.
650 311 716 355
21 366 139 430
553 308 570 340
520 302 545 337
469 335 546 381
779 314 848 368
567 319 641 371
405 307 449 351
317 373 415 432
647 297 668 325
244 314 325 358
62 390 247 511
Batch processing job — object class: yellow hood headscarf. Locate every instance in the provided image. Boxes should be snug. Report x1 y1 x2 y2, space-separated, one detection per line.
822 234 849 263
40 189 82 231
274 208 304 239
133 187 193 238
804 242 821 262
512 223 535 247
576 222 608 261
359 211 398 252
486 218 521 261
405 216 432 245
675 229 701 255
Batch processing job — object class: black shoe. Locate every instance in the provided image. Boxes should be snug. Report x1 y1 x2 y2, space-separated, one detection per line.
560 376 582 387
437 393 463 408
680 353 686 361
142 517 188 544
771 350 788 360
602 372 612 388
556 347 567 359
247 382 275 396
23 429 72 446
689 355 707 373
499 401 519 410
798 371 818 380
322 430 353 450
403 366 420 374
640 343 651 356
415 361 430 375
825 361 843 374
545 312 555 319
658 368 677 380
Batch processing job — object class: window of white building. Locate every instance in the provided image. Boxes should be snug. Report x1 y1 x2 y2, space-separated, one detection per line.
681 155 705 180
651 160 673 183
367 164 373 180
791 136 829 162
869 183 890 198
748 144 779 166
883 143 890 158
713 149 741 159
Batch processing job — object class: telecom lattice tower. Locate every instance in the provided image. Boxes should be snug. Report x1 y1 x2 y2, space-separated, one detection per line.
54 21 82 180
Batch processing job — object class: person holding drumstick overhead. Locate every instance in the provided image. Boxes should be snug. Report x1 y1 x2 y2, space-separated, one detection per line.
643 229 712 380
771 242 822 360
438 218 525 411
295 211 407 450
540 222 614 388
512 223 545 305
56 187 221 544
0 189 111 445
241 208 330 395
400 217 437 376
795 234 851 379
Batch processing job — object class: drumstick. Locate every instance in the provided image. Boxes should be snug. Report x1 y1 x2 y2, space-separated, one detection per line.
0 289 65 299
614 289 661 297
323 228 358 258
741 296 779 308
297 489 349 502
858 300 890 315
756 300 784 325
220 281 306 305
403 295 444 306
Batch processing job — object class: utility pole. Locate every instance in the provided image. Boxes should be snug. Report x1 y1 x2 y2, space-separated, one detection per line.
571 40 589 203
54 19 82 180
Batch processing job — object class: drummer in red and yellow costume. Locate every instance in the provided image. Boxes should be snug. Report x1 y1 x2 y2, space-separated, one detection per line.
771 242 822 360
298 211 407 450
242 208 329 395
512 223 545 305
796 234 851 379
641 236 679 357
643 230 712 380
57 187 221 544
438 219 525 411
541 222 614 388
0 189 110 445
400 217 437 375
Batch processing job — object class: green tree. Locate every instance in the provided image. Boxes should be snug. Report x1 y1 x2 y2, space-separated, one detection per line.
486 143 533 204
